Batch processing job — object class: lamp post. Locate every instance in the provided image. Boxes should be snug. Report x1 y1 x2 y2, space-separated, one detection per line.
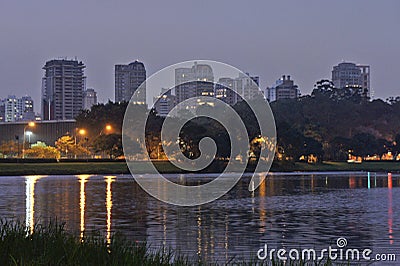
74 128 86 159
22 122 35 159
99 124 112 135
98 124 112 158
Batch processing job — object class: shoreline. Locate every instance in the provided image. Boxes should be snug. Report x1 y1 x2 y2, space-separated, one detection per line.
0 160 399 176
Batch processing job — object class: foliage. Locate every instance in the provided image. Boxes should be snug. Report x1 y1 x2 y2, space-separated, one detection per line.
75 101 129 139
74 92 400 163
272 90 400 161
0 220 190 266
25 145 60 159
92 134 123 159
55 135 90 158
0 140 22 158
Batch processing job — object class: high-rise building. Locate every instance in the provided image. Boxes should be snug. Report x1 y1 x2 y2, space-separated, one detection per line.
41 59 86 120
83 88 98 110
0 95 34 122
0 103 4 122
332 62 370 98
115 60 146 103
175 62 214 105
215 73 260 105
153 88 177 117
215 77 235 105
265 75 300 102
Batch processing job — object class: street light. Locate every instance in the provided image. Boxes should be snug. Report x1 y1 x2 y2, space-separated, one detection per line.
98 124 113 159
74 128 87 145
22 122 35 158
100 124 112 135
74 128 87 159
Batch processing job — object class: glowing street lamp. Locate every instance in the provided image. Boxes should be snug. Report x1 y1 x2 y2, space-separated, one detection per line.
22 122 35 158
100 124 113 135
75 128 87 144
74 128 87 159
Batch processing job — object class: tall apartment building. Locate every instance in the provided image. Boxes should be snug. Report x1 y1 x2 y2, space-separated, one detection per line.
332 62 370 98
265 75 300 102
0 103 4 122
41 59 86 120
175 62 214 105
153 88 177 117
215 73 260 105
0 95 34 122
115 60 146 103
83 88 98 110
215 77 235 105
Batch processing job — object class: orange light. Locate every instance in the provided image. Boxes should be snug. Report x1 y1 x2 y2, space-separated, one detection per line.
79 129 86 135
105 125 112 131
28 122 35 127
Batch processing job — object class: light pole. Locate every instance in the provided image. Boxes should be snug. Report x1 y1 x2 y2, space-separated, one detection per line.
98 124 112 158
74 128 86 159
99 124 112 135
22 122 35 159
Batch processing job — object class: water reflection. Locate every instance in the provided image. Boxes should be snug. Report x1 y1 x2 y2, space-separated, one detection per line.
5 173 398 262
105 176 115 245
78 175 90 240
25 175 45 234
388 173 393 245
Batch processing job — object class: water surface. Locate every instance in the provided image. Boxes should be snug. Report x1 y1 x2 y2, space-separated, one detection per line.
0 172 398 262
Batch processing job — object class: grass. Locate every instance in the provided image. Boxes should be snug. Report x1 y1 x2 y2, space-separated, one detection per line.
0 220 347 266
0 220 191 266
0 161 181 176
0 160 399 176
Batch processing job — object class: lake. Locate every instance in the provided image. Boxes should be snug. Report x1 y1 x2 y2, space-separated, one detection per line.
0 172 398 263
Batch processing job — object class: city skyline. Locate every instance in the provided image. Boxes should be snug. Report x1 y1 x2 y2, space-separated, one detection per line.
1 1 399 113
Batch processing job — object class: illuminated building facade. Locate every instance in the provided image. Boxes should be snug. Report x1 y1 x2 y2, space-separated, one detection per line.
115 60 146 103
265 75 300 102
42 59 86 120
332 62 370 98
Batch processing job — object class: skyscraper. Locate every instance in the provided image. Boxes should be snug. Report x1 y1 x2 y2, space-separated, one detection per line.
115 60 146 103
83 88 98 110
0 95 34 122
331 62 370 98
215 73 260 105
175 62 214 104
265 75 300 102
42 59 86 120
153 88 177 117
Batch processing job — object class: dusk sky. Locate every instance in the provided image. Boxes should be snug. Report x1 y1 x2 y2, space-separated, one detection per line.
1 0 399 112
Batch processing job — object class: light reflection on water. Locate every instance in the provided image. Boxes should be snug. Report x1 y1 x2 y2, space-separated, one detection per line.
0 172 398 262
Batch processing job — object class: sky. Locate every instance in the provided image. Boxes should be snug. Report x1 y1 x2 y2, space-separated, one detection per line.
0 0 399 112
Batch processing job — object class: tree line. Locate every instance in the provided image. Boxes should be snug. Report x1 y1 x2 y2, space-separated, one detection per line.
2 88 400 162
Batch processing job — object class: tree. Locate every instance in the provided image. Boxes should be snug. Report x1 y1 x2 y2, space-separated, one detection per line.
351 133 378 158
393 134 400 158
55 135 90 158
302 137 324 163
25 145 60 159
0 140 22 158
92 134 123 159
